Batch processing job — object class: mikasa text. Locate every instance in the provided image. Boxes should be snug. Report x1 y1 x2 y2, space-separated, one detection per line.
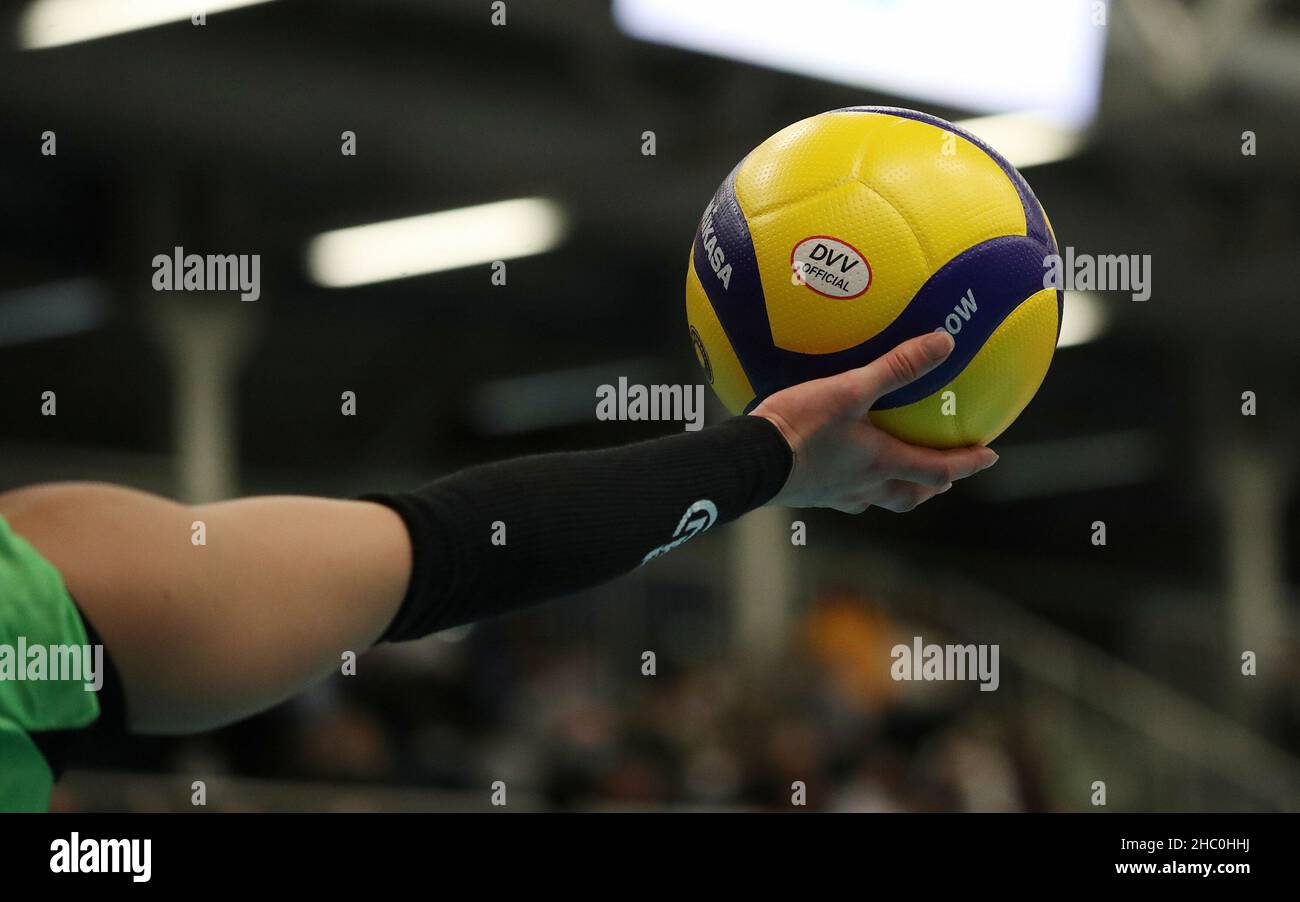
698 200 734 289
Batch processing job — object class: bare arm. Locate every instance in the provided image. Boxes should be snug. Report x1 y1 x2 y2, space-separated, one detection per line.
0 483 410 734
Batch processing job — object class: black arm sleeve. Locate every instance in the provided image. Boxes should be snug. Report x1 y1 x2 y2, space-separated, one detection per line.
361 415 792 642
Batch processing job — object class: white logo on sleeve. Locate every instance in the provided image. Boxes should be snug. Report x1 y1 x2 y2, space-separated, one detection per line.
640 499 718 565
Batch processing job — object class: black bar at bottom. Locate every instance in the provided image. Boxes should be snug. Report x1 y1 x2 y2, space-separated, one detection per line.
0 812 1277 889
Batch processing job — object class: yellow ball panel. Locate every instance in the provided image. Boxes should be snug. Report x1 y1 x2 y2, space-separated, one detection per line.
868 288 1060 448
736 111 900 219
746 179 930 355
830 111 1028 268
685 255 755 414
738 111 1028 269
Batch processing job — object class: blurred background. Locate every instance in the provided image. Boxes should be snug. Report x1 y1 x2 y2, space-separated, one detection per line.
1 0 1298 811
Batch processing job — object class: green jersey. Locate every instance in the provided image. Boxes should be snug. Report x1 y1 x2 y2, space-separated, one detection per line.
0 514 101 812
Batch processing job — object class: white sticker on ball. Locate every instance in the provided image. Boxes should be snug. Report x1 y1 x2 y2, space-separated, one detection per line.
790 236 871 299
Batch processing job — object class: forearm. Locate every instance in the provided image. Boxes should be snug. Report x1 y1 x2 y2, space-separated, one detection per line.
364 414 793 641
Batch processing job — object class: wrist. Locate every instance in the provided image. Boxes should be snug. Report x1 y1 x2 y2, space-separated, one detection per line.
749 412 799 507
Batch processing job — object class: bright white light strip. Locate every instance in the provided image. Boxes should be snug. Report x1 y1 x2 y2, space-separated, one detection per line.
953 112 1085 170
20 0 276 50
306 197 567 288
614 0 1105 128
1058 291 1108 348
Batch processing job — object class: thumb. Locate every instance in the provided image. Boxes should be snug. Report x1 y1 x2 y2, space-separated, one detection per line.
852 331 954 410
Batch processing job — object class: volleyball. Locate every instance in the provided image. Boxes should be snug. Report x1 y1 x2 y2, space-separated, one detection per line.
686 106 1062 448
